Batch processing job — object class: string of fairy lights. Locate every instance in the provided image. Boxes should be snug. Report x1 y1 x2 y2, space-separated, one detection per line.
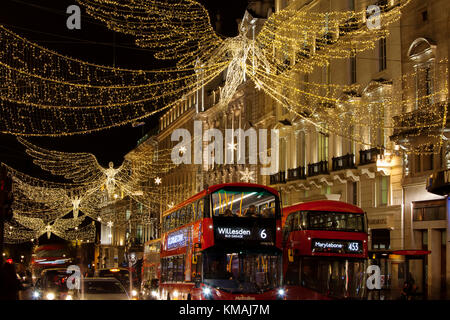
1 0 448 242
1 138 191 243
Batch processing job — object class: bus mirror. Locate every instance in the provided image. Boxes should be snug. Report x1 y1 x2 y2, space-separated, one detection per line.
194 277 201 288
288 249 294 262
192 255 198 264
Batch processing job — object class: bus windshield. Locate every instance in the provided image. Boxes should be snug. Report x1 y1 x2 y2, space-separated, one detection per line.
307 212 365 232
211 189 276 218
291 257 367 299
203 249 281 294
286 211 366 233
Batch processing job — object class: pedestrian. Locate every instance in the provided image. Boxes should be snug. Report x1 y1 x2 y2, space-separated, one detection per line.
0 262 23 300
400 281 410 300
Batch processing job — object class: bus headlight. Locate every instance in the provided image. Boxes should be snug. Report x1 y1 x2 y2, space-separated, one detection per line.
46 292 55 300
202 287 212 298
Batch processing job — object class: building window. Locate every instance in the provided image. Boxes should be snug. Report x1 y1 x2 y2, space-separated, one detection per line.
317 130 329 162
349 0 355 10
421 10 428 22
378 176 389 206
379 38 387 71
413 200 447 221
371 229 390 249
348 181 358 205
349 56 357 84
280 138 287 174
296 131 306 167
422 229 428 249
423 152 434 171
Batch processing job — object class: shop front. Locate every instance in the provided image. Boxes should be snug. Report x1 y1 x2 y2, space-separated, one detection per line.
367 250 430 300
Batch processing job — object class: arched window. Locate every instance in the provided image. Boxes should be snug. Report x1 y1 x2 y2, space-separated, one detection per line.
407 38 436 109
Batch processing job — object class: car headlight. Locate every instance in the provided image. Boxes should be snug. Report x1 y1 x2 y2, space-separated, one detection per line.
151 290 158 297
65 294 73 300
33 291 40 299
202 287 211 297
131 290 138 297
278 288 285 297
46 292 55 300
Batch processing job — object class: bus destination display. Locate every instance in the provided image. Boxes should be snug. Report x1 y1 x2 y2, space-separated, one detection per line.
311 239 363 254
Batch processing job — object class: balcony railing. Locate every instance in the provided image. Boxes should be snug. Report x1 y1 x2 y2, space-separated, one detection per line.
270 171 286 184
359 148 383 165
332 154 356 171
287 166 306 181
307 161 329 177
391 102 449 141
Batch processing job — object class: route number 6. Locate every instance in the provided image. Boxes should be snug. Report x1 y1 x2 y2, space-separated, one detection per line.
260 229 267 239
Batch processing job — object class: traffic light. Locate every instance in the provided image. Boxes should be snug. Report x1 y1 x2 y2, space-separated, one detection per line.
0 166 13 222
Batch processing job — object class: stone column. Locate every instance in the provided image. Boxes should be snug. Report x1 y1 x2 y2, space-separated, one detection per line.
428 229 441 299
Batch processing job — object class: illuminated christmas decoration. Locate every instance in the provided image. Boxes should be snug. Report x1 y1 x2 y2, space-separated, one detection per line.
239 168 256 183
0 0 413 139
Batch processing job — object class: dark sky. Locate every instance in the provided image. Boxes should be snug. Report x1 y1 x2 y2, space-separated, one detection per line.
0 0 249 178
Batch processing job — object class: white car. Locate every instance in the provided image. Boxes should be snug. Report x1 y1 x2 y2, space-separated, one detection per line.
79 278 130 300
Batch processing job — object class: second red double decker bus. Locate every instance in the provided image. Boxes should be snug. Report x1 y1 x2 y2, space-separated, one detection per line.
282 200 369 299
159 183 284 300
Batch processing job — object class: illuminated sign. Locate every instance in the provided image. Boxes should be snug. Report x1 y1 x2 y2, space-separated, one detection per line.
217 227 251 239
167 229 186 250
215 226 272 242
312 239 363 254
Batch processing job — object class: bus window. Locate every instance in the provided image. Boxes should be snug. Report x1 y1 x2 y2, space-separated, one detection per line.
168 214 173 230
179 209 184 227
283 215 294 241
191 203 196 221
197 199 204 219
192 254 202 281
293 211 307 231
186 205 192 224
168 257 174 282
176 255 185 282
173 211 179 229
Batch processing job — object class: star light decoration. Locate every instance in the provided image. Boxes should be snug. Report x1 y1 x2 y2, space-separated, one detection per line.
179 146 187 155
0 0 421 156
227 142 238 151
239 168 256 183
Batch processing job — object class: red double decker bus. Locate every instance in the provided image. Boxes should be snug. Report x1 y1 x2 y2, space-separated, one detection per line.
282 200 368 299
159 183 284 300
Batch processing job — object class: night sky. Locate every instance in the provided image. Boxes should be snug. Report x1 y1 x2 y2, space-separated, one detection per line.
0 0 249 179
